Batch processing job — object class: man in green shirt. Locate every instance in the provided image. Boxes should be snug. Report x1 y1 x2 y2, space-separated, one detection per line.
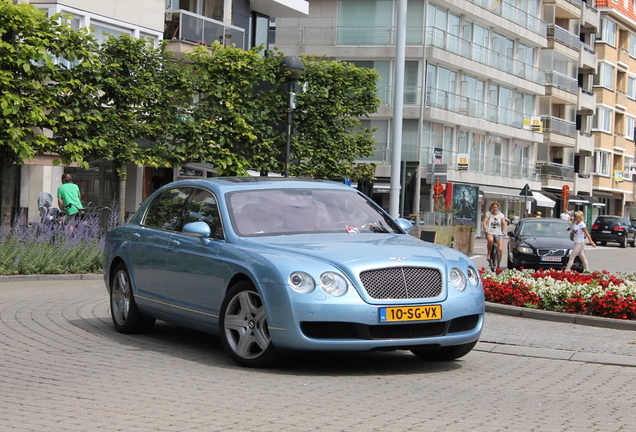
57 173 82 232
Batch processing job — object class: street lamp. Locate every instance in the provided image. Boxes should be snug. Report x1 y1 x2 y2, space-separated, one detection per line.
282 56 304 177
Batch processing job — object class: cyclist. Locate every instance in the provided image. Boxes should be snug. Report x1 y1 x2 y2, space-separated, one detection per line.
483 202 507 268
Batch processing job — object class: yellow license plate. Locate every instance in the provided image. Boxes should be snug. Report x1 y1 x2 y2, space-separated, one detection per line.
379 305 442 322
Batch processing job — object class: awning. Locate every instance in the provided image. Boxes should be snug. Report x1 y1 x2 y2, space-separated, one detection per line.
587 196 606 207
479 186 555 207
479 185 526 201
532 191 556 208
568 195 591 204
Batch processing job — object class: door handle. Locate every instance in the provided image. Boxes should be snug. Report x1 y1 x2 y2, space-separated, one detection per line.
132 233 140 239
169 239 180 247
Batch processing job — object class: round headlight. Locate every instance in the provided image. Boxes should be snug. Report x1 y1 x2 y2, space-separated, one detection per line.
288 271 315 293
450 268 467 292
319 272 348 297
466 267 480 286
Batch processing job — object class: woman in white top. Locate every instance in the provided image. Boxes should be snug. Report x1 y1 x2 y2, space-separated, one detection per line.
483 202 507 267
565 210 596 271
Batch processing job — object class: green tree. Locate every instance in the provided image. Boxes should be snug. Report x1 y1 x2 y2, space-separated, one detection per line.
0 1 100 225
291 57 379 180
90 35 191 221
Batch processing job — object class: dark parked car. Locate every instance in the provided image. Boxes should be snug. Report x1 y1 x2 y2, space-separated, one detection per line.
507 218 582 271
590 216 636 248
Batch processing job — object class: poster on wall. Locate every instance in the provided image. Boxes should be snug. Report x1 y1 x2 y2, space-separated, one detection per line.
452 184 479 228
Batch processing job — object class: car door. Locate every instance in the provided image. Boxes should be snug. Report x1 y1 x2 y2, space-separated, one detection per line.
127 186 192 312
165 188 226 324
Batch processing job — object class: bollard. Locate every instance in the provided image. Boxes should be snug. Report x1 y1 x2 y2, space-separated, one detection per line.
451 235 455 249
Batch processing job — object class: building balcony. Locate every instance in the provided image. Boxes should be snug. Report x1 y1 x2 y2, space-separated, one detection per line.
577 87 596 113
467 0 547 37
616 90 629 108
579 43 597 71
574 173 593 195
537 162 575 191
581 1 599 30
164 10 245 50
544 0 582 18
547 25 582 51
618 48 631 66
576 130 594 154
614 133 628 151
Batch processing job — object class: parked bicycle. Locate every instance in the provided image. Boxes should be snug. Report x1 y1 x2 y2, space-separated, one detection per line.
64 202 113 235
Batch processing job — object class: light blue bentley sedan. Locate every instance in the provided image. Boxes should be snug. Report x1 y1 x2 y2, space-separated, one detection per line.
104 178 484 367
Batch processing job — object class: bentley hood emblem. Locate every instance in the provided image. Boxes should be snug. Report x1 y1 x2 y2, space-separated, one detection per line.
388 257 406 262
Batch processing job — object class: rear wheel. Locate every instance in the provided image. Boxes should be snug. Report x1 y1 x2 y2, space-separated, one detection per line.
411 341 478 361
110 263 155 334
220 281 280 368
620 237 627 248
631 238 636 248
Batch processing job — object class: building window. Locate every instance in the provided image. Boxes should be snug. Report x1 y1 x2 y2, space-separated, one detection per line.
629 75 636 99
594 151 610 176
631 34 636 57
627 116 635 140
593 62 615 90
598 19 616 46
626 156 635 180
593 107 612 133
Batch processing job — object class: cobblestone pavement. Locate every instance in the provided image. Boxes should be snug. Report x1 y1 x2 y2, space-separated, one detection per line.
2 277 636 431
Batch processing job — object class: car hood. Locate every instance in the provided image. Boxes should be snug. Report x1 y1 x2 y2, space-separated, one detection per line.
238 233 455 269
518 236 572 249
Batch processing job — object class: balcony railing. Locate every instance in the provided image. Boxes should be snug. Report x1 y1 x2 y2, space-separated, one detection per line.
547 25 581 50
544 71 579 94
466 0 547 37
362 147 538 180
165 10 245 49
537 162 575 180
426 28 545 86
426 87 530 131
541 116 577 137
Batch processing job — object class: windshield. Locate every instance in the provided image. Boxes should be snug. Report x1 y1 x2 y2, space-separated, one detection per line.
519 221 570 238
227 188 402 236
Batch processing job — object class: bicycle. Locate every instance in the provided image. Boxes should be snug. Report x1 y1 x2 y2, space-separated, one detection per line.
488 234 505 271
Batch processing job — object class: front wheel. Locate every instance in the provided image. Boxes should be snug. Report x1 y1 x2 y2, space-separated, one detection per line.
110 263 155 334
489 247 500 271
411 341 478 361
219 281 280 368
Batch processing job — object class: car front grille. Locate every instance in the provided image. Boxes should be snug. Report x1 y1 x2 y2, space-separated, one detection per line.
300 315 480 340
359 267 442 299
537 249 567 257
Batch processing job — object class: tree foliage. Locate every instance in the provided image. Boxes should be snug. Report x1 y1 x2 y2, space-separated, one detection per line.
0 0 100 224
0 3 381 222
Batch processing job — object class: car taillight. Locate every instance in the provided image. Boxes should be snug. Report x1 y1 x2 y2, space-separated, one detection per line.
614 226 625 231
591 224 599 229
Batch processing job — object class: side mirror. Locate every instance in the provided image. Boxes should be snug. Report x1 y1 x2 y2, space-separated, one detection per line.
183 221 212 244
395 217 413 232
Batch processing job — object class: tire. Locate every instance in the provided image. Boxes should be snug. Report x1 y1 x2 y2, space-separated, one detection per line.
598 241 606 246
411 340 478 361
620 237 627 248
490 247 500 271
507 252 514 269
219 280 280 368
631 238 636 248
110 263 155 334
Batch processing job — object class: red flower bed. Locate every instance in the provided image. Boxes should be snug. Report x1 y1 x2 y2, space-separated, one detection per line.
480 268 636 320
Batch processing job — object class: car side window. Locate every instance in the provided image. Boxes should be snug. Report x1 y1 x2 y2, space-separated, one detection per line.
183 188 223 239
143 187 191 231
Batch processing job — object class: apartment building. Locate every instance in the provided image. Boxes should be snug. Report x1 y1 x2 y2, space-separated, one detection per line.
593 0 636 217
17 0 308 223
274 0 601 230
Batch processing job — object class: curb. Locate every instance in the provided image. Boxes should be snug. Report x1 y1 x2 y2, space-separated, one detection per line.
0 274 103 283
486 302 636 331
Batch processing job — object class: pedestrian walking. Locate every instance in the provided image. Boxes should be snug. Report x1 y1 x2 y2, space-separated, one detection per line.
565 210 596 271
